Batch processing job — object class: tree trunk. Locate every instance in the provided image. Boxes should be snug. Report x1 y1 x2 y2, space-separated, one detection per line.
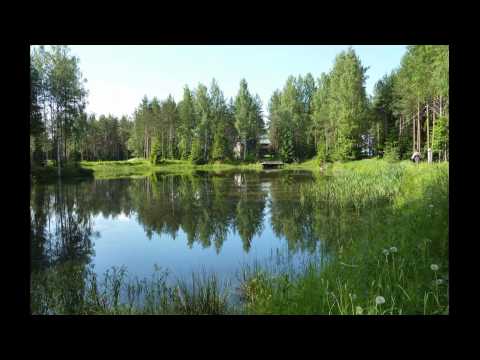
377 122 380 155
170 125 173 159
432 111 436 162
383 112 387 146
57 121 61 177
204 128 208 162
64 126 67 162
54 103 61 178
427 104 432 163
243 137 247 161
417 100 421 153
399 115 403 138
412 115 416 153
43 97 48 164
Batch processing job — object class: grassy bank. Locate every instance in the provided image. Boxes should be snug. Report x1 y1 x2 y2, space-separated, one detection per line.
34 157 317 181
241 159 449 315
31 162 94 181
80 159 262 179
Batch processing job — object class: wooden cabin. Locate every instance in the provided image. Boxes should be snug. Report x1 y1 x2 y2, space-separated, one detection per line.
259 135 272 157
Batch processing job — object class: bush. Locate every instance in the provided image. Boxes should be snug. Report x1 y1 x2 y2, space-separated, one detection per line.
383 141 400 162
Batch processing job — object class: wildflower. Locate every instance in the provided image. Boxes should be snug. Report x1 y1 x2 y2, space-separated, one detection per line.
389 246 398 253
430 264 439 271
375 296 386 305
355 306 363 315
382 249 390 256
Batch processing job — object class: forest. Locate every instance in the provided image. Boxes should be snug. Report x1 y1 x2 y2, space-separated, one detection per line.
30 45 449 175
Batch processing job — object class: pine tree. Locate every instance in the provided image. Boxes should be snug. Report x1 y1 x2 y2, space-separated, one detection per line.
212 121 229 161
150 137 161 164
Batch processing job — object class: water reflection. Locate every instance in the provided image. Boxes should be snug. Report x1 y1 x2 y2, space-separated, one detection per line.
31 180 96 273
31 171 338 278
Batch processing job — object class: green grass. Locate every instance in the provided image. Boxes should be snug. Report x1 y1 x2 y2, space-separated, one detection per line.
34 157 321 181
79 159 262 179
240 159 449 315
283 158 322 170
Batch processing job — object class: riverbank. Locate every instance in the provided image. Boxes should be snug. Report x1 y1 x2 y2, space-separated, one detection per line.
31 163 94 181
32 158 323 181
80 159 263 179
31 158 449 315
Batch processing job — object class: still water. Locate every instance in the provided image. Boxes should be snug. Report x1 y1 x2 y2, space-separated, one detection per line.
31 170 332 285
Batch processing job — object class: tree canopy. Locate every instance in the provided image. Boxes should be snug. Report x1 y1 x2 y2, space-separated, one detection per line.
30 45 449 172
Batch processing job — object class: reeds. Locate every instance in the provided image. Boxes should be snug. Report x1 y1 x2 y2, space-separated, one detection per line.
31 265 233 315
240 159 449 315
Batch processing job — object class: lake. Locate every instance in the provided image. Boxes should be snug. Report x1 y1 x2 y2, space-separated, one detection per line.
30 170 338 292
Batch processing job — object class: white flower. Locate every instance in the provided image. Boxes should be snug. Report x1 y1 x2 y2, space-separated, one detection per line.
430 264 439 271
389 246 398 253
355 306 363 315
375 296 386 305
382 249 390 256
436 279 444 285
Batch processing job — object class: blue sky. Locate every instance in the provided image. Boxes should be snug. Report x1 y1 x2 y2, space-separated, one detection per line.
66 45 407 119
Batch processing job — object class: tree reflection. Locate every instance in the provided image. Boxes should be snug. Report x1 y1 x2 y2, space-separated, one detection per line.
31 171 345 263
31 180 96 274
31 179 97 314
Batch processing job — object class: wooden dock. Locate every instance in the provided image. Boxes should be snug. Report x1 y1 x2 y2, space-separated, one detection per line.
261 161 284 169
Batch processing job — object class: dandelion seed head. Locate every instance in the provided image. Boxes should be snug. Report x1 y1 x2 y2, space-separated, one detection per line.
375 296 386 305
355 306 363 315
430 264 439 271
382 249 390 256
436 279 444 285
389 246 398 253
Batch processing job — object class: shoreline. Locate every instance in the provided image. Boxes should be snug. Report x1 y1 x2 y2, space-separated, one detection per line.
32 158 325 181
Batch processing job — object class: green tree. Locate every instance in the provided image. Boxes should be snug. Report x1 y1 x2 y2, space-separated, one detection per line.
210 79 232 161
193 84 212 163
31 45 87 175
326 47 369 161
234 79 251 161
177 86 196 159
30 62 45 166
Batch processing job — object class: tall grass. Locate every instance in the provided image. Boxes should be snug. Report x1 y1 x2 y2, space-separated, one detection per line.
241 159 449 315
305 160 406 210
31 264 233 315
